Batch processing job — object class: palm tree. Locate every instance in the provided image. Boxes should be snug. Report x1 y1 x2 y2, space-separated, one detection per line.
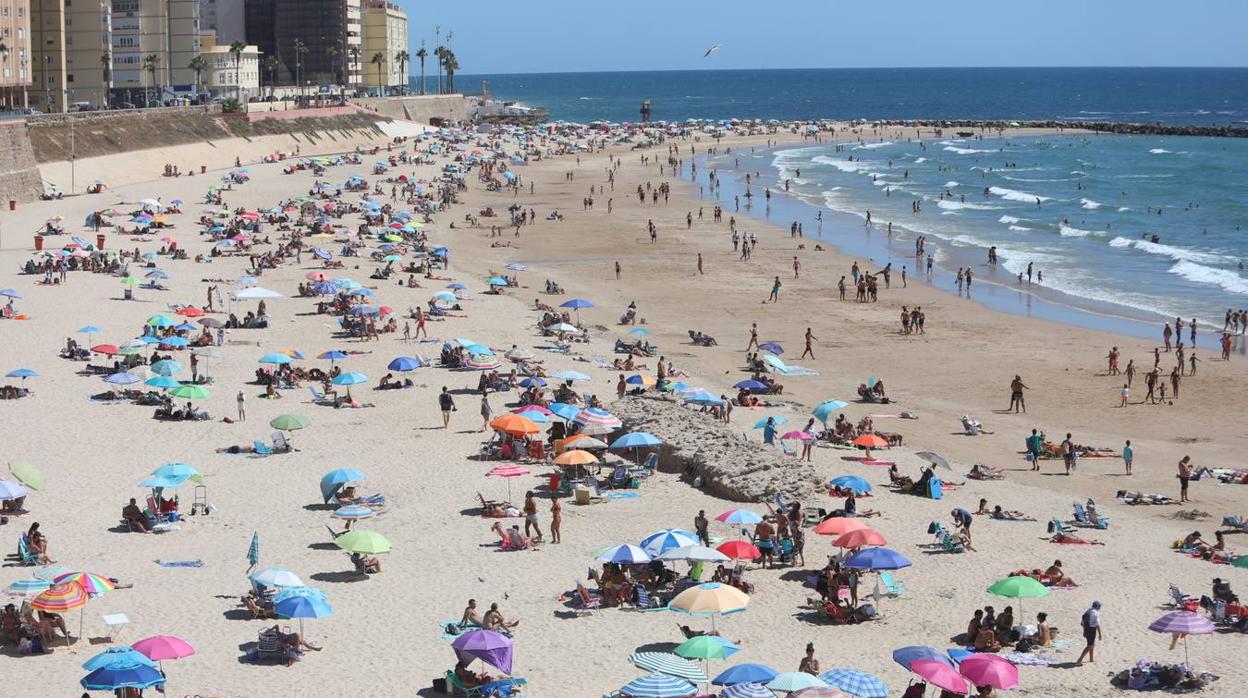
415 46 427 95
370 52 385 97
262 55 279 98
187 55 207 99
228 40 247 101
0 43 8 109
434 45 445 94
292 39 308 98
99 50 112 108
395 50 409 96
325 44 339 87
348 45 360 92
440 50 458 94
142 53 161 107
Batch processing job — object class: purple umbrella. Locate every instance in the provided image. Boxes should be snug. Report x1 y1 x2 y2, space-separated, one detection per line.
1148 611 1214 665
451 629 513 675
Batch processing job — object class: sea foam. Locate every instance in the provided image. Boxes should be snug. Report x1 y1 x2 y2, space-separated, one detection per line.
988 186 1052 203
1170 261 1248 295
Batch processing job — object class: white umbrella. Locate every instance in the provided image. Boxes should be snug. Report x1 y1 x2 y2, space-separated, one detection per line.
915 451 951 470
233 287 283 300
658 545 730 562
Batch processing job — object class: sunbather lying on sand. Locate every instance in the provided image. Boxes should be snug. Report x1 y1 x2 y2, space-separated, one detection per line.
1050 531 1103 545
1117 490 1179 505
990 505 1036 522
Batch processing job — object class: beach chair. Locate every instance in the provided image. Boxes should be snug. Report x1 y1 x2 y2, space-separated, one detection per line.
325 524 344 540
255 627 295 664
574 582 602 616
880 571 907 597
307 386 333 404
606 464 631 489
1072 502 1110 529
939 533 965 554
634 586 660 610
145 496 171 524
1048 517 1073 536
628 452 658 480
272 432 294 452
252 440 274 456
1169 584 1192 609
444 670 489 697
574 486 605 506
15 537 41 566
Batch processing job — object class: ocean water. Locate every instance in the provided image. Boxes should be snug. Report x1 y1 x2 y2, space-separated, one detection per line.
715 133 1248 331
456 68 1248 126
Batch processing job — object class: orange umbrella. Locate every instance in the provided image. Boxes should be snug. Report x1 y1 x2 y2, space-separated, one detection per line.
812 518 869 536
852 433 889 459
554 449 598 466
831 528 887 549
490 413 540 435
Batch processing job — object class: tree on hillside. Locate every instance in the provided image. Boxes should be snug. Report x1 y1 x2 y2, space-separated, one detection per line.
440 49 458 94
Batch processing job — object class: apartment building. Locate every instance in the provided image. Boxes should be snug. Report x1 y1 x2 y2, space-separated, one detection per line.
110 0 199 105
0 0 32 108
199 37 255 99
360 0 403 94
244 0 360 89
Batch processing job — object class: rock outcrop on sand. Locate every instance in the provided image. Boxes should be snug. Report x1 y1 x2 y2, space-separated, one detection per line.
610 396 822 503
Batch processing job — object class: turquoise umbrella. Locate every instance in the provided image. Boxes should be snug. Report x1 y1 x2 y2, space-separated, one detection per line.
145 376 180 389
150 359 183 376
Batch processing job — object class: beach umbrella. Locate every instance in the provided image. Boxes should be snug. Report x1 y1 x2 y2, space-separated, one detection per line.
915 451 952 471
433 291 458 303
139 475 180 490
758 342 784 355
104 371 140 385
716 540 762 560
0 288 22 299
331 371 367 388
812 400 849 424
486 464 529 501
551 370 590 382
159 336 189 348
6 578 51 597
246 532 260 572
640 529 699 557
33 582 88 644
714 663 780 686
464 355 502 371
387 356 422 371
628 327 651 336
306 271 333 282
33 565 72 582
668 582 750 631
173 322 198 332
619 674 697 698
318 350 349 363
829 475 872 495
675 635 741 661
145 375 181 389
722 684 775 698
505 263 526 271
452 629 514 675
81 662 165 692
792 689 850 698
626 373 658 387
596 543 652 564
908 660 969 695
781 430 815 442
852 434 889 449
844 547 910 571
144 269 170 280
733 379 767 391
768 672 828 692
149 359 182 376
832 529 887 549
820 669 888 698
335 530 392 554
0 479 28 501
53 572 115 596
516 404 553 417
611 432 664 449
658 545 730 563
751 416 786 429
518 376 546 388
6 368 38 380
258 352 292 365
78 325 102 344
554 449 599 468
573 407 622 432
83 646 157 671
321 468 366 503
249 567 302 589
892 646 954 671
331 504 376 521
151 463 199 486
987 575 1052 620
273 587 333 637
270 414 311 431
630 652 708 682
119 276 140 288
170 384 212 399
548 402 581 421
233 287 283 300
490 413 540 436
550 322 580 333
558 435 608 451
1149 610 1215 665
197 317 224 329
715 509 763 525
146 314 174 328
8 460 44 491
958 654 1018 691
175 307 204 317
91 343 119 356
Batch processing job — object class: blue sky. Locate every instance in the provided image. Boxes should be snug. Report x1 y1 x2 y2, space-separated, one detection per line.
396 0 1247 74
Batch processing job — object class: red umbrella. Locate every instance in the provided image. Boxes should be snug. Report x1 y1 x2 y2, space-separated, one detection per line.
91 344 119 355
910 659 970 695
958 654 1018 690
831 528 887 549
812 518 869 536
176 307 204 317
717 540 762 560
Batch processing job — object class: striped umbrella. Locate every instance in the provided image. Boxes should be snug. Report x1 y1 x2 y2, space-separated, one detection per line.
619 673 697 698
819 669 888 698
6 578 51 597
768 672 830 693
32 582 89 613
1149 610 1215 665
52 572 115 596
246 532 260 572
629 652 708 682
640 528 700 557
791 688 850 698
723 683 774 698
465 355 503 371
331 504 377 520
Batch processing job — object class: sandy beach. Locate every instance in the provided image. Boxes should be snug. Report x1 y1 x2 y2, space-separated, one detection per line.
0 120 1245 698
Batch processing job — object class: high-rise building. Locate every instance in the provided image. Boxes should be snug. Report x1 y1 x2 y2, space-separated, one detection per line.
200 0 242 43
360 0 403 94
109 0 199 105
0 0 32 108
244 0 361 90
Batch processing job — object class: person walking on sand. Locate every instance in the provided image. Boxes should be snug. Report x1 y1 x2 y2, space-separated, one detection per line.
1061 433 1076 475
1178 456 1193 503
1076 601 1103 664
801 328 817 359
1122 440 1133 475
549 497 562 543
697 253 703 275
793 256 801 279
439 386 456 429
1026 429 1044 471
1119 383 1130 407
236 391 246 421
768 276 782 303
615 261 621 279
479 391 492 432
523 491 543 541
1163 323 1173 352
1008 375 1029 413
746 322 759 351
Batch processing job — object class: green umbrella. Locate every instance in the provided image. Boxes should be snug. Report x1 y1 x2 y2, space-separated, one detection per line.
987 575 1051 618
120 276 140 286
674 635 741 660
270 414 311 431
335 530 391 554
169 384 212 399
8 461 45 491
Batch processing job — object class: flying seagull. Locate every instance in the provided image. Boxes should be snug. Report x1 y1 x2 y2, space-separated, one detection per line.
703 44 721 58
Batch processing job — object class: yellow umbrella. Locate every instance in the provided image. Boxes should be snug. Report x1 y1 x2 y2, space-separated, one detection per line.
668 582 750 632
554 449 598 466
8 461 44 491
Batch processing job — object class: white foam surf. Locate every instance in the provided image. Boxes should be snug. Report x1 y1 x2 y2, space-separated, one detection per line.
1169 261 1248 295
1080 198 1103 209
988 186 1052 203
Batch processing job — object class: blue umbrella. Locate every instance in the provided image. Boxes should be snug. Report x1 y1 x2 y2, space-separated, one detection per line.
144 269 169 279
488 276 508 286
6 368 39 379
560 298 593 309
812 400 849 424
83 646 157 671
829 475 872 495
551 370 590 382
151 463 199 486
7 578 51 596
844 547 911 571
0 288 22 299
104 371 140 385
160 336 189 347
347 288 375 297
173 323 198 332
318 350 348 362
258 352 292 365
820 669 888 698
639 528 699 556
150 359 183 376
78 325 102 334
758 342 784 355
548 402 580 421
752 416 786 429
619 674 696 698
246 531 260 571
628 327 652 336
313 281 338 295
733 379 767 391
387 356 422 371
274 587 332 635
446 283 467 290
81 662 165 691
595 543 652 564
348 305 380 316
516 409 551 424
146 314 174 328
321 468 366 503
331 372 367 386
145 375 180 389
140 476 181 489
312 248 332 261
892 645 954 670
518 376 546 388
610 432 663 449
721 683 774 698
683 390 723 406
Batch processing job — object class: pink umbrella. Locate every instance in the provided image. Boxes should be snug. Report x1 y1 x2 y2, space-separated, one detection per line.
910 659 970 695
958 654 1019 690
780 430 815 442
516 404 553 416
133 635 195 661
486 464 530 500
1149 610 1215 665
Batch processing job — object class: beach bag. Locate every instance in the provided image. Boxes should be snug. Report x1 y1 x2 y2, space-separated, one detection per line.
443 622 463 636
432 677 448 693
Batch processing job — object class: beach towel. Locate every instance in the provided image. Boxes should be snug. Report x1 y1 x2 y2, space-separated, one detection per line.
998 652 1055 666
606 492 639 500
157 559 204 568
775 364 819 376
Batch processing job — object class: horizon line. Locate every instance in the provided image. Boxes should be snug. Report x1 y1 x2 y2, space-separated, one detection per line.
425 65 1248 78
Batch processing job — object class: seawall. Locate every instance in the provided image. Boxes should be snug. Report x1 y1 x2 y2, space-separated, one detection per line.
350 94 474 124
0 121 44 205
